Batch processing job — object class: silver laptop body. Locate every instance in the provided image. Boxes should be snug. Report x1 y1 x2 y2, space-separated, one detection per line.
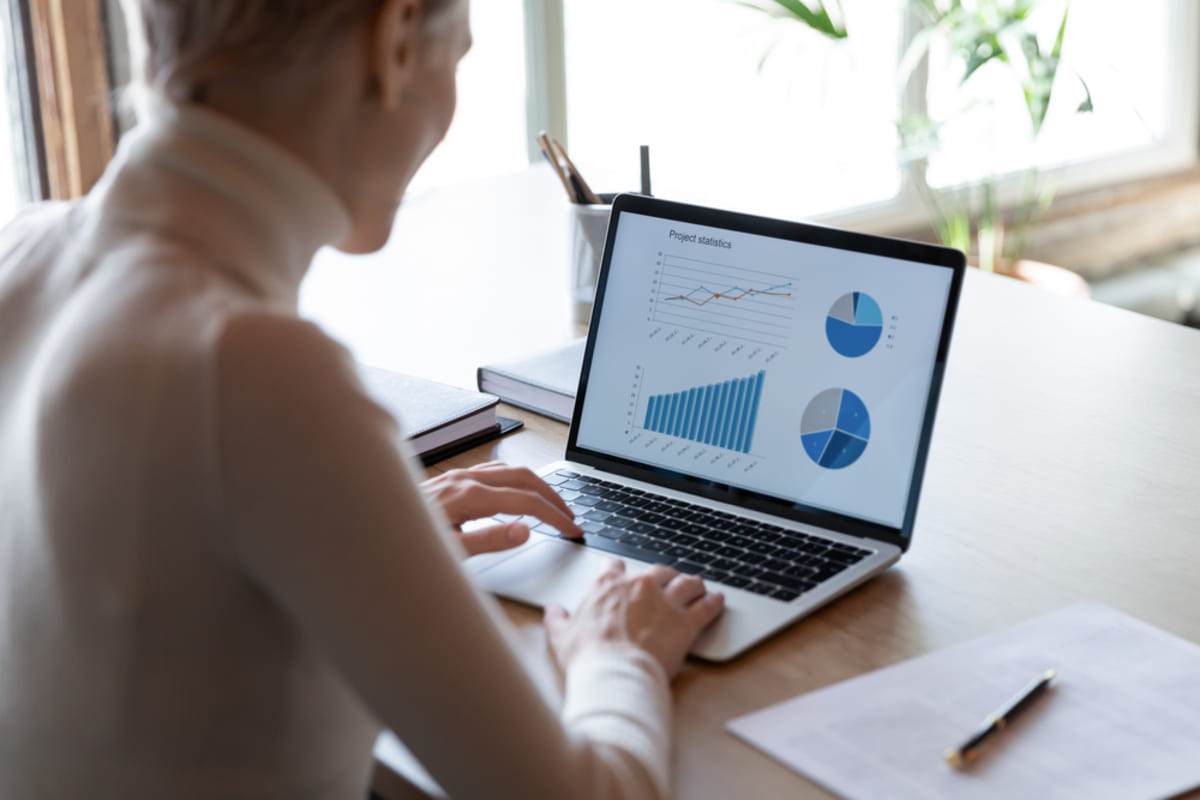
468 194 965 662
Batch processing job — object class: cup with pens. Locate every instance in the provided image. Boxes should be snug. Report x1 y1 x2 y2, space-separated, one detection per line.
538 132 652 326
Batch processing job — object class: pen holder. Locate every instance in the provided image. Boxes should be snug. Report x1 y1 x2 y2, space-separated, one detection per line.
567 201 612 327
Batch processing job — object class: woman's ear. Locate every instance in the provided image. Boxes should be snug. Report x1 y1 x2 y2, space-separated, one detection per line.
371 0 423 109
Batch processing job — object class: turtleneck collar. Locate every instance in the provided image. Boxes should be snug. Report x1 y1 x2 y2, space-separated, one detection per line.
89 96 352 307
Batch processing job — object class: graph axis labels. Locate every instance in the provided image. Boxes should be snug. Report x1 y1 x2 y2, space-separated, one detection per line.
826 292 883 358
801 388 870 469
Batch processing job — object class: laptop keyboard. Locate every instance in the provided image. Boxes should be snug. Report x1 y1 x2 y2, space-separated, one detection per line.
497 469 874 603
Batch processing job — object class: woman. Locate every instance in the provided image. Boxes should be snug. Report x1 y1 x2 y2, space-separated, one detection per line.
0 1 723 798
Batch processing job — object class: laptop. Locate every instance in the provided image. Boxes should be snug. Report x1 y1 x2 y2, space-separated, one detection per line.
467 193 965 661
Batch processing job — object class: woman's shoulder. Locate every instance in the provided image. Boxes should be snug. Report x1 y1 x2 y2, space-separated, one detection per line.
216 311 356 391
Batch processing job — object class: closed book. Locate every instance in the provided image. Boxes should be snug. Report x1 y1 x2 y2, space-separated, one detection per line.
476 338 585 423
357 364 521 465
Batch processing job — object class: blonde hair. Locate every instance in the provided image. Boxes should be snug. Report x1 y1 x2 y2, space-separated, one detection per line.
123 0 455 101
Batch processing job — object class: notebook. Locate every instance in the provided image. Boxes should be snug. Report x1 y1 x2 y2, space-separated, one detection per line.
467 193 965 661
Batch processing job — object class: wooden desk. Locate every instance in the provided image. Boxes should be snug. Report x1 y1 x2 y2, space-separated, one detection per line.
303 168 1200 799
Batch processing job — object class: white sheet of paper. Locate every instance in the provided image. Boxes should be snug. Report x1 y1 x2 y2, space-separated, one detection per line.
727 603 1200 800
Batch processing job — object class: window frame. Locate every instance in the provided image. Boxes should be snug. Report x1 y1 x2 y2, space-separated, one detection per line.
25 0 115 201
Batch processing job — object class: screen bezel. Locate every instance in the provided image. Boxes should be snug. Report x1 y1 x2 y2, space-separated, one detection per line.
565 193 966 551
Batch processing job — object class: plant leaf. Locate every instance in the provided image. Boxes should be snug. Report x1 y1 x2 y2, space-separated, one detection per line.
759 0 849 38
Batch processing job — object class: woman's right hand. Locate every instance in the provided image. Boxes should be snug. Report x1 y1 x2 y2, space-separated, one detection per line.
544 560 725 680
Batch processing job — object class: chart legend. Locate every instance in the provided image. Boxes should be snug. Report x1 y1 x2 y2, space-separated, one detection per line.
643 371 765 453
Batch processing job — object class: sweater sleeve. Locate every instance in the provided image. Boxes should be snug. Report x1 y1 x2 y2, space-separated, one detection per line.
212 312 672 800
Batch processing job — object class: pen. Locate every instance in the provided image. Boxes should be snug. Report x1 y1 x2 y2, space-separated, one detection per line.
536 130 577 202
548 135 603 204
944 668 1056 769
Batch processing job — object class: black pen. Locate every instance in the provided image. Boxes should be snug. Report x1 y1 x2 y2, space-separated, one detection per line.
944 669 1056 768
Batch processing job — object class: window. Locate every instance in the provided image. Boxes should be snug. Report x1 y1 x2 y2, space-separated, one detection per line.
0 0 42 225
408 0 530 193
562 0 906 220
550 0 1199 230
922 0 1196 200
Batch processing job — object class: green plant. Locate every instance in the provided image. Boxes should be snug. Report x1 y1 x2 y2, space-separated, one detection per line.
735 0 1094 273
900 0 1093 272
734 0 848 40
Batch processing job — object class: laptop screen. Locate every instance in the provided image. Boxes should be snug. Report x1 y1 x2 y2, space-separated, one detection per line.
569 195 963 540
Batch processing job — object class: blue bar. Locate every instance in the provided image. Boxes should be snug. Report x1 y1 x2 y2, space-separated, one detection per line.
715 381 724 450
706 384 723 445
724 380 742 449
714 381 729 447
729 377 749 452
744 371 765 452
645 397 656 430
684 389 698 439
739 375 756 451
668 394 679 434
672 392 685 436
698 386 713 444
686 388 700 438
653 395 666 431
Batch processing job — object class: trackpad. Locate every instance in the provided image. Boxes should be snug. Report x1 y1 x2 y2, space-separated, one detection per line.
472 538 645 613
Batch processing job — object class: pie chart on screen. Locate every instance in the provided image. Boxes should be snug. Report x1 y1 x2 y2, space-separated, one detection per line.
801 388 870 469
826 292 883 357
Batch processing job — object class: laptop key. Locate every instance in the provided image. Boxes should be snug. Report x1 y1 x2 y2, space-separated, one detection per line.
664 545 694 559
772 588 800 602
825 549 867 565
582 534 674 565
605 515 637 530
573 495 602 507
673 560 705 575
620 533 649 547
722 576 752 589
595 526 623 540
745 583 776 596
758 571 807 591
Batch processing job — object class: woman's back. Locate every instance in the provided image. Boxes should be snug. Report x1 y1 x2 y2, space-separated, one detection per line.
0 106 379 799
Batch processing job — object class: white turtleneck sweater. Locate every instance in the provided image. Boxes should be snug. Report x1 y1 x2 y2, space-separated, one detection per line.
0 102 671 799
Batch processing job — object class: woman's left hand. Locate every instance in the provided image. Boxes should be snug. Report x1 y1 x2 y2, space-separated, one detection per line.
422 461 584 557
